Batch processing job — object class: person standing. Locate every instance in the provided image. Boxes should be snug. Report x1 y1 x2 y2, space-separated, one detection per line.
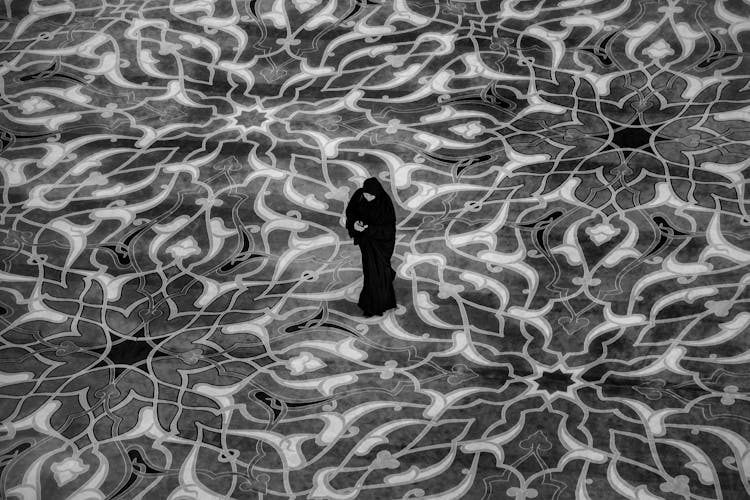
345 177 397 317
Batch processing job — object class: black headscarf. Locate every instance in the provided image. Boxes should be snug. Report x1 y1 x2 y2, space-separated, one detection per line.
363 177 384 195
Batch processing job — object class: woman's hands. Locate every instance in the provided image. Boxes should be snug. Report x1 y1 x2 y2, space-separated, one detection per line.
354 220 368 232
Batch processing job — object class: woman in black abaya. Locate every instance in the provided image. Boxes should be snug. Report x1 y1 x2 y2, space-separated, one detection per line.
345 177 397 317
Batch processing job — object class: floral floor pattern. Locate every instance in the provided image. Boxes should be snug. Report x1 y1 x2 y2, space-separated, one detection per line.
1 0 750 498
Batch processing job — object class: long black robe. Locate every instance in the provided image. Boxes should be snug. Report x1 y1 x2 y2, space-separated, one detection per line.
345 177 397 315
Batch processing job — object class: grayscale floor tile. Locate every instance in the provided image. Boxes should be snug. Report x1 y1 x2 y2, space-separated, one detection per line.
0 1 749 498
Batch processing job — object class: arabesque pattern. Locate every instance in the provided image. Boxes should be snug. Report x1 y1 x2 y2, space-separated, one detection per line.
1 0 750 498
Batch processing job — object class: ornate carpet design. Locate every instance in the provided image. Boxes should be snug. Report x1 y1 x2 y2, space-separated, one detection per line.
1 0 750 498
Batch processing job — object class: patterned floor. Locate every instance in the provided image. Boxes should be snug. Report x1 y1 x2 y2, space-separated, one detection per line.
1 0 750 498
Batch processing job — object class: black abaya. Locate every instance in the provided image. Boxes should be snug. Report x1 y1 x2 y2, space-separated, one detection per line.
345 177 397 316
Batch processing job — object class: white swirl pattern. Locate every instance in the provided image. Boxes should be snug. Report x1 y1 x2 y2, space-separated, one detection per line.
0 0 750 498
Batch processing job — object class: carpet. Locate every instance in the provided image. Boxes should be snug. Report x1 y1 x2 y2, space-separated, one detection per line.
1 0 749 498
